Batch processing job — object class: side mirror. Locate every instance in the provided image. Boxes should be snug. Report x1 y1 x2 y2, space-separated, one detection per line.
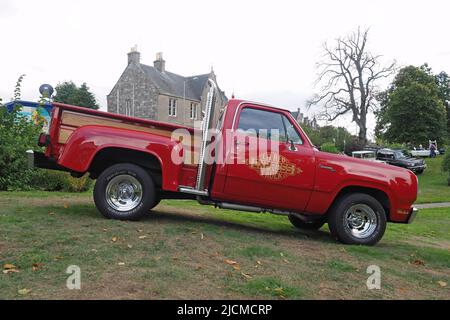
289 139 297 151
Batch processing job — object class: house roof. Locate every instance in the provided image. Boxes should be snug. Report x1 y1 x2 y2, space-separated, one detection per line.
140 64 210 101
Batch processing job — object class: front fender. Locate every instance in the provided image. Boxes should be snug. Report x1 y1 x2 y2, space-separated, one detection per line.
307 152 417 221
58 125 183 191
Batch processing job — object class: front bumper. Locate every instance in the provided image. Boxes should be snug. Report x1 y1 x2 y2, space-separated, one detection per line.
407 207 418 224
408 164 426 172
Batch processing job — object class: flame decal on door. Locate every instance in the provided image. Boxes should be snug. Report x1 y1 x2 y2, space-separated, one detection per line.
245 153 303 180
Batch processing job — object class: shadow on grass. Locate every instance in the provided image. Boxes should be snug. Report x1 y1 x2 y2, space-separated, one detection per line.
141 208 335 244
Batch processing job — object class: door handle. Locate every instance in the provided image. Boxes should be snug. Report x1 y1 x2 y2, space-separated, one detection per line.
319 164 336 172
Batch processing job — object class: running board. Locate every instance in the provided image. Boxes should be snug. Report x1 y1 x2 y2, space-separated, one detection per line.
216 202 309 221
178 186 209 196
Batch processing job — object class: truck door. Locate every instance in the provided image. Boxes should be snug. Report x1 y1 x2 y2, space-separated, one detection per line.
222 105 315 212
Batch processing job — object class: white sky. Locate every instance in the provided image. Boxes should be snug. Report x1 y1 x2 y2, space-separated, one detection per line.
1 0 450 139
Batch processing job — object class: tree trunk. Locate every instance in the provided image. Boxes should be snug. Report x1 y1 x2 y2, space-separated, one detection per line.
358 124 367 145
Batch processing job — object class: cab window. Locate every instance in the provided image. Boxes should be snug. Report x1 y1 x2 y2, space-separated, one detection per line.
237 108 287 142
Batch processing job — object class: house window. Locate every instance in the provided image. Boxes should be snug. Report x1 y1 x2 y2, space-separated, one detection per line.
190 103 198 120
125 99 132 116
169 98 177 117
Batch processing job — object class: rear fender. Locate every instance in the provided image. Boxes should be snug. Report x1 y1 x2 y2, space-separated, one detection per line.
57 125 183 191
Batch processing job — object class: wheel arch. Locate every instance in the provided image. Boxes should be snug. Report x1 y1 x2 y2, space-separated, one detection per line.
329 185 391 220
88 147 163 188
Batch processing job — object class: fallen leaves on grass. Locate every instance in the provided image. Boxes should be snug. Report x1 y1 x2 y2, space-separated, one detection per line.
111 237 118 242
63 204 68 209
32 263 43 271
411 259 425 266
3 263 19 274
241 272 252 280
18 288 31 295
437 281 447 287
225 259 241 271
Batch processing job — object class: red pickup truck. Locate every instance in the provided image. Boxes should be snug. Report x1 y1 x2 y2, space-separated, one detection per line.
32 81 418 245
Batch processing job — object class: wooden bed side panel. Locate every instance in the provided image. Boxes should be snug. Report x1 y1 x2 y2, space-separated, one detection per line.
58 110 201 163
58 110 173 143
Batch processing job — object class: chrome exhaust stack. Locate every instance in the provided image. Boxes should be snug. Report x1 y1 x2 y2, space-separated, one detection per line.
178 79 217 197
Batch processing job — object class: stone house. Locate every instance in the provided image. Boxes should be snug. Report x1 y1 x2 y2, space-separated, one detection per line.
291 108 319 129
107 48 227 127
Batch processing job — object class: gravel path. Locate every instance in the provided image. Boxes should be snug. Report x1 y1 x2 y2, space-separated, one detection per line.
415 202 450 209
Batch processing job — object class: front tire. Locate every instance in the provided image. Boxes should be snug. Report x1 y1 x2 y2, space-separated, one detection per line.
328 193 386 245
94 163 156 221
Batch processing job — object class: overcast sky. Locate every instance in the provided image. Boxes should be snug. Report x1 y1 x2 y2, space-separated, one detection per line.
1 0 449 138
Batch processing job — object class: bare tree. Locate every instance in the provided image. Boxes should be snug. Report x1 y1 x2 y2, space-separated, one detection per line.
309 27 396 144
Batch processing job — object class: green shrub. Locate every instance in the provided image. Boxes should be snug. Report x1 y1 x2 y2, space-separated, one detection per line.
320 142 339 154
0 105 42 190
1 76 91 192
344 138 365 155
442 152 450 186
31 169 92 192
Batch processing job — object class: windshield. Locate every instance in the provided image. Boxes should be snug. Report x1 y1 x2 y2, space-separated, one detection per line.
394 151 407 159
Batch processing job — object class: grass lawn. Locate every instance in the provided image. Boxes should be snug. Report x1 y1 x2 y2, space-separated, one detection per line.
416 156 450 203
0 191 448 299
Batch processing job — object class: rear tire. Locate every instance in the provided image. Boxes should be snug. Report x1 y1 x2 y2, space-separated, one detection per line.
94 163 155 221
288 214 326 230
328 193 386 245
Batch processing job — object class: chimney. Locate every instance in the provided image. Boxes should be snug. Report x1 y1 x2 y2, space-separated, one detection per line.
154 52 165 72
127 45 140 65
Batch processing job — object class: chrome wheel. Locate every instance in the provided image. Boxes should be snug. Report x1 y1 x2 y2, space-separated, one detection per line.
105 175 143 212
344 204 377 239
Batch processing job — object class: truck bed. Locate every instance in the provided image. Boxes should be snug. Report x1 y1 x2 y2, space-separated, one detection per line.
52 102 193 146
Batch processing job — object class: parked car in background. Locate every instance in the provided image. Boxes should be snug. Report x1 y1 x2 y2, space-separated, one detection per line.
352 150 386 163
410 148 440 157
376 149 426 174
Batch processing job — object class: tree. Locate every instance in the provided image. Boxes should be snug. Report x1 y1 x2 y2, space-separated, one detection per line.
309 27 396 144
301 123 353 151
53 81 99 109
376 65 447 146
435 71 450 136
